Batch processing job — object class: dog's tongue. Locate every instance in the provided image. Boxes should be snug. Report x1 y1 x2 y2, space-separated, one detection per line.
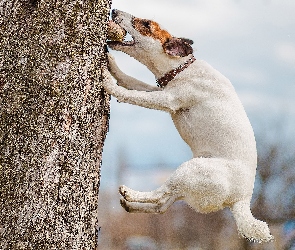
107 20 127 42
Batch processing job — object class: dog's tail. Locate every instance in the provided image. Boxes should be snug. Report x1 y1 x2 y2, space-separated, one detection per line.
230 200 274 243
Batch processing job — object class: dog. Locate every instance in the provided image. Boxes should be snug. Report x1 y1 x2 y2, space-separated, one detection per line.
102 9 273 242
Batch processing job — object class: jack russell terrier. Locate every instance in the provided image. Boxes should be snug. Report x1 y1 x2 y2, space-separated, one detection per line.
102 9 273 242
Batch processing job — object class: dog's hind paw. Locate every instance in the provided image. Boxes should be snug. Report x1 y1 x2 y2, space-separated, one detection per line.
119 185 135 201
119 185 128 198
120 197 130 212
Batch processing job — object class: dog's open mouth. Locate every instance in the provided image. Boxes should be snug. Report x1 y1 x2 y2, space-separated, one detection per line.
107 20 135 47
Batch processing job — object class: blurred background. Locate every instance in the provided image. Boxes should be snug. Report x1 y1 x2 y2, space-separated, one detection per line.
98 0 295 249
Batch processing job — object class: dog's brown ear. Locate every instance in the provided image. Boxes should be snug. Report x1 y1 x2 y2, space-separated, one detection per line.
163 37 193 57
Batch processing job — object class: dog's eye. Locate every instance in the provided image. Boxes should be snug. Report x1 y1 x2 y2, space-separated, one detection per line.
142 20 151 29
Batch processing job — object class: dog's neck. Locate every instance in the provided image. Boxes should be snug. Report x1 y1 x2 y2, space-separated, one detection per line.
156 56 196 88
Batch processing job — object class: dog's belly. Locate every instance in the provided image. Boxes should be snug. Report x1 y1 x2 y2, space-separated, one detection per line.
171 103 257 164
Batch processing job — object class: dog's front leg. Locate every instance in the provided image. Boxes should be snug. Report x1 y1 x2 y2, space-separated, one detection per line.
103 69 180 113
108 53 160 92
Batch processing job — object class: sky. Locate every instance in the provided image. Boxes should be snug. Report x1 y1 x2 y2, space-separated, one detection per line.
100 0 295 190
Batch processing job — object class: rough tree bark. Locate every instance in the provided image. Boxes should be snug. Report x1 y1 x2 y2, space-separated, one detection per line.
0 0 111 249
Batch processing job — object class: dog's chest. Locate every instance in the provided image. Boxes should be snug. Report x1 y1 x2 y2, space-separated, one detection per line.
170 107 201 148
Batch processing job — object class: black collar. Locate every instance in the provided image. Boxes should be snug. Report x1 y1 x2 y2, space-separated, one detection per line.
156 56 196 88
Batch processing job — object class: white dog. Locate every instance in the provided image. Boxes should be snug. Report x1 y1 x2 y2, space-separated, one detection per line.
102 9 273 242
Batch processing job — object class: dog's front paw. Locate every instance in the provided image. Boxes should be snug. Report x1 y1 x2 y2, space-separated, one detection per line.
101 68 112 85
101 69 118 92
107 53 116 62
107 53 117 72
107 53 123 80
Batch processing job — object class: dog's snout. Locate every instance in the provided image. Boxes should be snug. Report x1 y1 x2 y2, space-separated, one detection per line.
111 9 118 19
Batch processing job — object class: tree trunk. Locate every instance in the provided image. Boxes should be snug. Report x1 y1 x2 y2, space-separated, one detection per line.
0 0 111 249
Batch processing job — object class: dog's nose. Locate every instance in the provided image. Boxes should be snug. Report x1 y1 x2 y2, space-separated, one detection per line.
111 9 118 19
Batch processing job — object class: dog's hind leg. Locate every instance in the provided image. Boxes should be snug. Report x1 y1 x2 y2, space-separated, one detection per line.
230 200 273 242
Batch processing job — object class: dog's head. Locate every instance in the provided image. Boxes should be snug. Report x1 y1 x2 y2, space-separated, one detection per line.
107 10 194 76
